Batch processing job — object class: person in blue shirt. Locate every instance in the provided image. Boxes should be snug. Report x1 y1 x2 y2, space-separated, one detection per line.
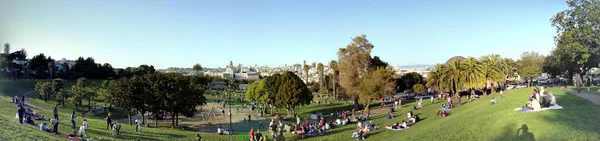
491 98 497 104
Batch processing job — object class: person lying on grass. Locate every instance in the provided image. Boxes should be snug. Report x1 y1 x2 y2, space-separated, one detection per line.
387 122 401 129
409 115 420 123
491 98 497 104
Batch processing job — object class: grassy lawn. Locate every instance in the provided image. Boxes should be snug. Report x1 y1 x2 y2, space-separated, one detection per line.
299 87 600 141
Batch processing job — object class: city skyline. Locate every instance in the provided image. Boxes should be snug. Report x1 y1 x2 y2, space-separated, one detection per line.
1 0 566 69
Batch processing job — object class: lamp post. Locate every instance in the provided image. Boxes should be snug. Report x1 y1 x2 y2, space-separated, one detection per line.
228 84 232 133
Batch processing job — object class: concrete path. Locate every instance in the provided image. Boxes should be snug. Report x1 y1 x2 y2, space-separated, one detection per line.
21 90 141 123
561 88 600 106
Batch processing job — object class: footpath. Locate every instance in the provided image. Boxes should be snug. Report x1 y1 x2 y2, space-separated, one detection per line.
561 88 600 106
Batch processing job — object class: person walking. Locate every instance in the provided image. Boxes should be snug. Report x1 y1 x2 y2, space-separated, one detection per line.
135 119 142 133
70 111 77 131
105 113 112 130
17 106 25 124
53 105 59 120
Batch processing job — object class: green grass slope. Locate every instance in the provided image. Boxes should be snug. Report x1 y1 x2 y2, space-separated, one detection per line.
302 87 600 141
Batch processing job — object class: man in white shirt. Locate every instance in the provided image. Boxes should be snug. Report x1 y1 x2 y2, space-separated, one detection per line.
135 119 142 133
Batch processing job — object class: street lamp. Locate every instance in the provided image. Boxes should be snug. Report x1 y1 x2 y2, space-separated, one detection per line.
227 84 232 133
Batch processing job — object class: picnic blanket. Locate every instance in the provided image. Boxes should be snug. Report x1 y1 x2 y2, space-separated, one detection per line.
514 105 563 112
385 126 404 131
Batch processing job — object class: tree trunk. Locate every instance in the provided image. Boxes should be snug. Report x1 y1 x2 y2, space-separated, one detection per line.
365 101 371 116
171 110 175 128
155 114 159 127
128 113 132 125
44 95 47 102
141 112 146 124
353 95 359 111
176 114 179 126
62 98 65 107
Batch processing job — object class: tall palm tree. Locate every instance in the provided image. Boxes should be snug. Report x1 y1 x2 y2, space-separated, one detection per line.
317 63 324 90
48 61 55 79
303 64 309 83
441 59 466 98
426 64 445 96
461 57 485 98
329 60 338 99
480 54 504 94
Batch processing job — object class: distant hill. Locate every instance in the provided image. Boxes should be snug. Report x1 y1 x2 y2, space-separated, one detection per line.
398 64 434 69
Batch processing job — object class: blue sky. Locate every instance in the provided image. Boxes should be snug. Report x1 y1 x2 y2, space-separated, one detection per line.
0 0 567 69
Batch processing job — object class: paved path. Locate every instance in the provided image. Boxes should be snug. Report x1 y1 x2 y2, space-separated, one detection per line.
561 88 600 106
21 90 141 123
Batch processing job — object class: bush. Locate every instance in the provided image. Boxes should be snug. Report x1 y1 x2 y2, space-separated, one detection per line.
412 84 425 95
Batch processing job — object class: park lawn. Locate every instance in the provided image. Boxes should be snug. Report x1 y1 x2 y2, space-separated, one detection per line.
1 92 245 141
0 79 47 97
298 87 600 141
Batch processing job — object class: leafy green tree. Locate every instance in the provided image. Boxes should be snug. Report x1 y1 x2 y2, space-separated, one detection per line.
399 72 423 92
517 51 545 86
337 34 375 110
276 71 313 116
245 81 259 101
357 67 395 115
412 84 425 96
193 63 202 75
260 73 281 115
51 79 65 106
70 78 94 111
107 78 136 125
550 0 600 92
34 82 52 102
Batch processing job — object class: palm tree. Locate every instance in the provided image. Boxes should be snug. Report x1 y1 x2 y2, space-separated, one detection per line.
48 61 55 79
317 63 324 89
329 60 338 100
461 57 485 99
426 64 445 96
441 59 466 98
303 64 309 83
480 54 504 94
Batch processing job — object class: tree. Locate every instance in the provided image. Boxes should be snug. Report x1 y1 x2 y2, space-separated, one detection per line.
317 63 325 92
193 63 202 75
461 57 485 97
34 82 52 102
51 79 65 107
480 54 505 94
441 59 466 97
357 67 395 115
303 62 309 83
399 72 423 92
107 78 136 125
337 34 375 110
329 60 339 99
517 51 545 86
245 81 259 101
28 53 49 78
48 61 55 79
276 71 313 116
70 78 94 111
259 73 281 115
543 52 564 79
412 84 426 96
426 64 445 95
550 0 600 92
4 43 9 54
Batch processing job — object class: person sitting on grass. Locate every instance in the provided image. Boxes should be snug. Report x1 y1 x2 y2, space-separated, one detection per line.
385 112 394 119
217 126 224 135
195 134 202 141
351 126 364 138
112 121 121 136
25 115 35 125
491 98 498 104
387 122 401 129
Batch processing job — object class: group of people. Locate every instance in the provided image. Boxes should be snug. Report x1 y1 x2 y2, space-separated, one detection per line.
522 87 556 112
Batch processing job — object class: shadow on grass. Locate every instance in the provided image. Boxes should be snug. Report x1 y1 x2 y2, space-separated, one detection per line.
537 89 600 140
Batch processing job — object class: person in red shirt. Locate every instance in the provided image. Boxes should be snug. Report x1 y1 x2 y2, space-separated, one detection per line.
249 127 255 141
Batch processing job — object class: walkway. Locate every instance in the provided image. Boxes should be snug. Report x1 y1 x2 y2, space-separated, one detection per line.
21 90 141 123
561 88 600 106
